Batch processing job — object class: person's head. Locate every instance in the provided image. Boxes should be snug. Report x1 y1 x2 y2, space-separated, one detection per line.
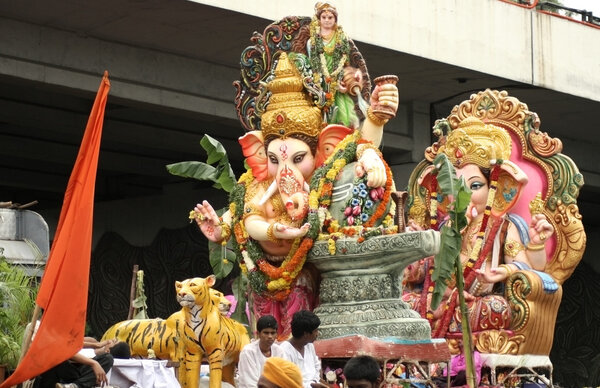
315 2 338 26
343 355 382 388
256 315 278 349
258 357 303 388
109 341 131 359
290 310 320 342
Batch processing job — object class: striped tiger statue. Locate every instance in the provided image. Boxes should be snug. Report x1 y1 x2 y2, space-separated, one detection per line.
102 275 250 388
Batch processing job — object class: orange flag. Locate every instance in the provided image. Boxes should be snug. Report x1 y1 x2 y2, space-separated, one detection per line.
1 71 110 388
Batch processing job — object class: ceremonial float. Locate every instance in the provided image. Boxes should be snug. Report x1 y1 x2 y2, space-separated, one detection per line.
109 3 586 388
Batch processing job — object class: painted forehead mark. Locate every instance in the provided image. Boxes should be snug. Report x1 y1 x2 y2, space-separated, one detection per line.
279 143 288 161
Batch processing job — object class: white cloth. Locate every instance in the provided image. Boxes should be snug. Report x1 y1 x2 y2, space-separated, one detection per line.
237 340 283 388
77 348 96 358
107 359 181 388
279 341 321 388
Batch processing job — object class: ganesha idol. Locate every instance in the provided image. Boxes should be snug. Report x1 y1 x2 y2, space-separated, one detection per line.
191 49 401 338
404 89 586 357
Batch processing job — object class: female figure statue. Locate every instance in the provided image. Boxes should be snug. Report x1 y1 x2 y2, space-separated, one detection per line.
307 2 365 128
403 117 554 339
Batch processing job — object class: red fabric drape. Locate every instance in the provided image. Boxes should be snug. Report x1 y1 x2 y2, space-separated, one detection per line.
1 72 110 388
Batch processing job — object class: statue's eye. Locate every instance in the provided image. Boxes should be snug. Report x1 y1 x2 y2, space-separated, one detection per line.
470 181 486 191
293 152 306 164
268 154 279 164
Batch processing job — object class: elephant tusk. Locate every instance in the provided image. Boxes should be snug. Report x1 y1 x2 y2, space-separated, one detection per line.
304 182 311 193
258 180 278 206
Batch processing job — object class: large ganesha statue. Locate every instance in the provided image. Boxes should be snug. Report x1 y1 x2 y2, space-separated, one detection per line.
404 89 586 356
191 3 400 338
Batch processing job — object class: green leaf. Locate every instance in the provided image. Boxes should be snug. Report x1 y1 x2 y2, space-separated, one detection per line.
166 161 218 180
132 295 147 309
166 134 237 193
230 276 250 332
434 154 459 203
430 225 461 309
208 241 236 278
201 135 228 165
133 310 148 320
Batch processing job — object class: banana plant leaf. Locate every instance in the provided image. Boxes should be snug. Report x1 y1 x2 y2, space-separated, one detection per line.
231 275 249 324
430 153 471 310
208 240 236 278
166 134 236 193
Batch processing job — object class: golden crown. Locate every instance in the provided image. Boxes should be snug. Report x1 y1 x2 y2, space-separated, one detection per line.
260 52 322 140
438 117 512 169
314 2 338 17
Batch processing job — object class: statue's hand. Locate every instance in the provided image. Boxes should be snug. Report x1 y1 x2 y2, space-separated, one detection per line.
355 147 386 188
370 83 399 115
272 222 310 240
529 213 554 245
475 267 508 284
338 67 363 95
191 200 223 243
406 219 424 232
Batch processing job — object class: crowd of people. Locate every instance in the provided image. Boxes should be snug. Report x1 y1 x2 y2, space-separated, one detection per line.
28 309 384 388
244 310 382 388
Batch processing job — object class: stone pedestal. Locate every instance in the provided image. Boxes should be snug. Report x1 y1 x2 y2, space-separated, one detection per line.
307 230 439 341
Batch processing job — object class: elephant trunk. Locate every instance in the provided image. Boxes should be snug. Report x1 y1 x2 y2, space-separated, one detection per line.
285 191 309 221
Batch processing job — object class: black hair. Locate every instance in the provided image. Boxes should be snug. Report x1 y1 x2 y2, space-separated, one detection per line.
109 341 131 359
257 314 278 332
290 310 320 338
343 355 381 382
479 166 491 183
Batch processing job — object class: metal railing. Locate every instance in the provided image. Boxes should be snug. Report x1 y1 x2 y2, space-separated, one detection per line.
538 1 600 25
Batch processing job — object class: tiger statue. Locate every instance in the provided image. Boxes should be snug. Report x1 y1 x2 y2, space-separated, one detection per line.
102 275 249 388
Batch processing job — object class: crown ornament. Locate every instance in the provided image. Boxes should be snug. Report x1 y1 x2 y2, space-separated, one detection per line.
314 2 338 17
437 117 512 169
260 52 322 140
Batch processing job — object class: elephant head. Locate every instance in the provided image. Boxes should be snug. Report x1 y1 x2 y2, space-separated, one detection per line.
239 124 353 221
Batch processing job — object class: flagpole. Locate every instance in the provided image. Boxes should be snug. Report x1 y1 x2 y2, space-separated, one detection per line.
19 305 41 362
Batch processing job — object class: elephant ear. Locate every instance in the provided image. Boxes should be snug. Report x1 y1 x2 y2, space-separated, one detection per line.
492 160 528 216
239 131 268 181
315 124 354 166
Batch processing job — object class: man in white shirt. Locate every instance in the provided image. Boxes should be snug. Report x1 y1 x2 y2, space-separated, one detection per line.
238 315 283 388
279 310 328 388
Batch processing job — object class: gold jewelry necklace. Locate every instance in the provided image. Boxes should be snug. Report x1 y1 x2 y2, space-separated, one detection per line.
461 217 484 256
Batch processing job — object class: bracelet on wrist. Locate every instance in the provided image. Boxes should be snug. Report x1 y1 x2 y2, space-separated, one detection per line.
499 264 514 276
266 222 280 243
366 106 388 126
527 242 546 251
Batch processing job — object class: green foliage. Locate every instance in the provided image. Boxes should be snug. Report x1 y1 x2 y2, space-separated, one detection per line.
430 154 471 310
166 135 237 193
230 275 249 333
0 256 38 369
208 241 236 278
132 270 148 320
